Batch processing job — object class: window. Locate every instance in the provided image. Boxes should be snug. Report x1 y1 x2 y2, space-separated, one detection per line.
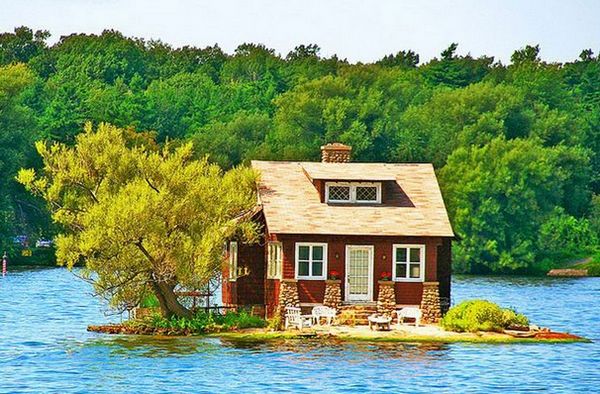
393 244 425 282
295 243 327 280
328 185 351 202
355 185 378 202
228 241 238 281
325 182 381 204
267 242 282 279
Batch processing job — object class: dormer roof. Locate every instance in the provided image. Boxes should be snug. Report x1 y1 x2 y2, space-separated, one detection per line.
251 160 454 237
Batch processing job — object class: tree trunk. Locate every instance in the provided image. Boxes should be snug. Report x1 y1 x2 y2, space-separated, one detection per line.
150 279 193 319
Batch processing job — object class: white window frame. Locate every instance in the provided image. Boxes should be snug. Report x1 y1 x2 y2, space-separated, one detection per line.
325 182 381 204
267 241 282 279
295 242 328 280
228 241 238 281
392 244 425 282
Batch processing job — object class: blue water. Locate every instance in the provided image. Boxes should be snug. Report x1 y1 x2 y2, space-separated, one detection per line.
0 267 598 393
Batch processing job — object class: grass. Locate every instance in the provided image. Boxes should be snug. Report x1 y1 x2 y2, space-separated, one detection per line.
212 330 590 344
128 310 267 334
139 294 160 308
573 253 600 276
533 251 592 275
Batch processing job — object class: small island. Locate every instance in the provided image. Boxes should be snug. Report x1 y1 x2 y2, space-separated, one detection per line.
88 300 588 344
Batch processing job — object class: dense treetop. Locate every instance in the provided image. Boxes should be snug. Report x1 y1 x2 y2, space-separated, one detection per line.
1 26 599 273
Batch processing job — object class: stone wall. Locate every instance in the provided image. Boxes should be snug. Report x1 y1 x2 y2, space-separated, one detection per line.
278 279 300 320
323 280 342 309
377 281 396 317
420 281 442 323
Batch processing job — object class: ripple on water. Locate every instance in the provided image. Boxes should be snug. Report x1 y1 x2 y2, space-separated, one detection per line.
0 268 599 393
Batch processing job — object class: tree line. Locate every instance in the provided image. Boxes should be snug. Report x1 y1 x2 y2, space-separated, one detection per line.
1 26 599 274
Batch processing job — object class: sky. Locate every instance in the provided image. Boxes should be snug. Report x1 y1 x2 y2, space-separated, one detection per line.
1 0 600 64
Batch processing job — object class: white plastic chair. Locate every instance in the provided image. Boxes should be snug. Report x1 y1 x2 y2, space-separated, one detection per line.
284 306 313 330
311 305 337 325
396 307 422 326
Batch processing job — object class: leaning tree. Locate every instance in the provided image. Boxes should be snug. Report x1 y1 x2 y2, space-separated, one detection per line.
18 122 259 318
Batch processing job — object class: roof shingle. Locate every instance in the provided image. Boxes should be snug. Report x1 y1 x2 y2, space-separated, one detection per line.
251 161 454 237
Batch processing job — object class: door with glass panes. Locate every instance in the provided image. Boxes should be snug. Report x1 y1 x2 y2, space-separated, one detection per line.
345 245 373 302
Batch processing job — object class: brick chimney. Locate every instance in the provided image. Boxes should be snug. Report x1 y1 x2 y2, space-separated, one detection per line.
321 143 352 163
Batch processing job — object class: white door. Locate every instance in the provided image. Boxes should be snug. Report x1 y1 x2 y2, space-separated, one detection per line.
345 245 374 302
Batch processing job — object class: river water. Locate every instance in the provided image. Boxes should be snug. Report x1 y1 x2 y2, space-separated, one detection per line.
0 267 598 393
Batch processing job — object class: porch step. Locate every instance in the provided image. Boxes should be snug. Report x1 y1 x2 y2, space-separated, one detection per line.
338 304 379 326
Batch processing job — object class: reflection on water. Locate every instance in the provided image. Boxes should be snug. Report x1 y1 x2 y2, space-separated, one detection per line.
221 338 449 361
1 268 599 393
86 336 222 357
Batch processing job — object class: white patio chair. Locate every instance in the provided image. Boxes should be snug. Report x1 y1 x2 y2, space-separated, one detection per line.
396 307 422 326
284 306 313 330
311 305 337 325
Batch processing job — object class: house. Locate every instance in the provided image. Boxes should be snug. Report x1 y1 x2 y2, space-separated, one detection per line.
222 143 454 323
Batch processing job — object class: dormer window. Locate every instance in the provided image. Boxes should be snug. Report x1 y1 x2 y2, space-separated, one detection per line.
325 182 381 204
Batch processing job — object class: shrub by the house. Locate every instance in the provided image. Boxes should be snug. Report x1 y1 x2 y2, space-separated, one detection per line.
441 300 529 332
132 310 266 334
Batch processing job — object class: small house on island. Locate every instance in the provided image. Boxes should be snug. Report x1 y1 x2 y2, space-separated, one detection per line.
222 143 454 323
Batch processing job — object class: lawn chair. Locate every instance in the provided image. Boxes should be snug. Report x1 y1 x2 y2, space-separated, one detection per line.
396 307 422 326
284 306 313 330
311 305 337 325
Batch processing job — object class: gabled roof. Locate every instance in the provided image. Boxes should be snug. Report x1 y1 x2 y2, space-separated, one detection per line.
301 162 398 181
251 161 454 237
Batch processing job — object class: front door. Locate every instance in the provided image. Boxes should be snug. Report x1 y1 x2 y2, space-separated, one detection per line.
345 245 374 302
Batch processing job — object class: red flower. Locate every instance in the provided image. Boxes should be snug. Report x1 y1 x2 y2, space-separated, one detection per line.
328 270 341 280
380 271 392 280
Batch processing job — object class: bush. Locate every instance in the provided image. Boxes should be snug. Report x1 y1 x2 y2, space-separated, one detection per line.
441 300 529 333
139 294 160 308
140 309 267 333
578 253 600 276
501 308 529 328
267 315 282 331
538 207 598 256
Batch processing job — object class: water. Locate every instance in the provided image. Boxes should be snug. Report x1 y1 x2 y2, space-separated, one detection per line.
0 267 598 393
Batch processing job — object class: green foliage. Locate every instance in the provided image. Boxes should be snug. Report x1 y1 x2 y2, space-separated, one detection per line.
441 300 529 332
0 26 49 65
538 207 599 256
574 253 600 277
2 26 600 276
144 310 266 333
267 315 282 331
440 137 591 273
18 123 259 317
140 294 160 308
0 63 52 253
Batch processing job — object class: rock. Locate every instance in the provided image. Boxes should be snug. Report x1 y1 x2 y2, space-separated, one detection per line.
376 280 396 318
323 280 342 310
420 282 442 324
277 279 300 322
547 269 588 277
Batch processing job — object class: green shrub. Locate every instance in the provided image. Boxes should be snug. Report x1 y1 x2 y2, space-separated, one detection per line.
578 253 600 276
501 308 529 327
140 310 266 333
220 310 266 329
441 300 529 333
267 315 282 331
140 294 160 308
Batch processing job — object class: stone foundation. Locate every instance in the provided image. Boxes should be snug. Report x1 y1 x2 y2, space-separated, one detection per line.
376 280 396 317
277 279 300 320
420 281 442 323
323 280 342 310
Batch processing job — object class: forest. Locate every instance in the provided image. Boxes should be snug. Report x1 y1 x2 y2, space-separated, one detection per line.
0 26 598 274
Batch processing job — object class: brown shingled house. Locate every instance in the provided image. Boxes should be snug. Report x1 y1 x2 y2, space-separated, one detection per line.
222 143 454 323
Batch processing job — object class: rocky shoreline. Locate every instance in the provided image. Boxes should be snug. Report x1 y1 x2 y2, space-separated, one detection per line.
88 324 588 343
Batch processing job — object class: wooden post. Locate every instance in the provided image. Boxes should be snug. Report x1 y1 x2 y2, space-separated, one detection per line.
2 251 7 276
